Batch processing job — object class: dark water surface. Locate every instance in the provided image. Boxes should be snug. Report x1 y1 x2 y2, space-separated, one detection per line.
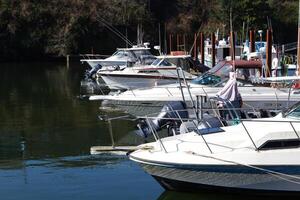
0 62 160 199
0 62 283 200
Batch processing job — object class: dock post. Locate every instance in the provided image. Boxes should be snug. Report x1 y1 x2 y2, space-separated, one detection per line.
183 34 186 53
249 30 255 53
66 55 70 69
266 29 272 77
230 31 236 71
211 33 216 67
177 34 180 51
169 34 173 54
200 32 205 65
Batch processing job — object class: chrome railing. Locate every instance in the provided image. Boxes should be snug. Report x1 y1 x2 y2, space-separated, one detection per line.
138 99 300 154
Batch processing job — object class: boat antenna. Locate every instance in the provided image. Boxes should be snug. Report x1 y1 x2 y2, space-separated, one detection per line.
137 23 144 45
188 27 202 55
96 16 134 47
158 23 162 55
230 7 236 71
164 22 167 54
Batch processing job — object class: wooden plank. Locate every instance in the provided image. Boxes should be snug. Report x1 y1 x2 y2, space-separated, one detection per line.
90 146 137 155
90 145 153 155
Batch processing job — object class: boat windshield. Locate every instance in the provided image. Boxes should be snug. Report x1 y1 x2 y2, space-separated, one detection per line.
191 73 222 86
208 62 233 77
159 59 173 66
191 70 255 87
191 61 230 85
152 58 174 67
112 50 129 58
283 102 300 119
214 77 255 87
132 50 153 58
151 58 161 66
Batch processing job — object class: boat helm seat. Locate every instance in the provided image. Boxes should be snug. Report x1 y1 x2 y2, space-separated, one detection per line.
179 114 224 134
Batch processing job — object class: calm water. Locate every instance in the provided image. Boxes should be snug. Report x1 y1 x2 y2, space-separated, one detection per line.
0 62 283 199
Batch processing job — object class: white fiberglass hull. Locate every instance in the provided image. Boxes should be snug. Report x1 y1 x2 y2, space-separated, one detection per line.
90 83 300 116
100 74 188 90
134 161 300 194
129 119 300 194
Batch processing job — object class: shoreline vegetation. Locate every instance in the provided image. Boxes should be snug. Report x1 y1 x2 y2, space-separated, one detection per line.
0 0 298 62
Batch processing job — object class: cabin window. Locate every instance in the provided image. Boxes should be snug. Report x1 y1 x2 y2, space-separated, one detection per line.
258 139 300 150
138 70 158 73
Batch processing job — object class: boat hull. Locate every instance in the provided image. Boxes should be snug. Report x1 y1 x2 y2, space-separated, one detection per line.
101 98 298 117
100 74 182 90
137 162 300 195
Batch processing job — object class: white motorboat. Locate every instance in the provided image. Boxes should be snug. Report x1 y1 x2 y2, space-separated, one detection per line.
202 38 244 68
129 102 300 195
81 45 156 69
90 60 300 117
97 56 197 90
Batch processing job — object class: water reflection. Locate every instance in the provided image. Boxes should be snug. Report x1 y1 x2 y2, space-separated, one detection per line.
0 62 140 161
0 62 164 200
26 155 127 169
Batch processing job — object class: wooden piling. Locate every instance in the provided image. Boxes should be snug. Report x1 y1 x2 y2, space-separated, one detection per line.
183 34 186 53
66 55 70 69
266 29 272 77
249 30 255 53
211 33 216 67
177 34 180 51
230 31 236 71
169 34 172 54
200 32 205 65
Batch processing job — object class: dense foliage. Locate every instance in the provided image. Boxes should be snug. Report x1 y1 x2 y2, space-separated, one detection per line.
0 0 298 61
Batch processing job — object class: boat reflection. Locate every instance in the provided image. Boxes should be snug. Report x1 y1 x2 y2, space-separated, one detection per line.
157 191 290 200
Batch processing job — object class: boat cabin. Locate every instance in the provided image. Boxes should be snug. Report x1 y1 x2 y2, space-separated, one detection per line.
192 60 262 85
110 47 156 66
